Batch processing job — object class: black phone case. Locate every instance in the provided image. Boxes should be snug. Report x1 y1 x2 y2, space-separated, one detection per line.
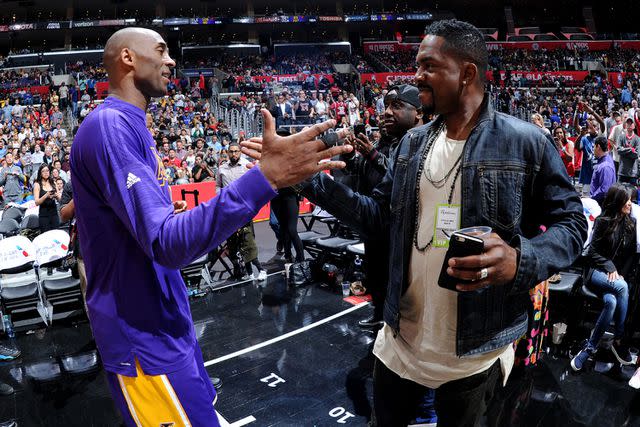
438 232 485 291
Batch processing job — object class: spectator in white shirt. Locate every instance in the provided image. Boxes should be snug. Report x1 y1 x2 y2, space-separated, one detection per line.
52 159 69 182
52 124 67 140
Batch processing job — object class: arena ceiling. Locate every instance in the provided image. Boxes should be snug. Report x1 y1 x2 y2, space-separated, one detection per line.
0 0 634 33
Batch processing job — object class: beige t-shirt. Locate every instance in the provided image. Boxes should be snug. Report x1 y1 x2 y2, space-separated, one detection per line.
373 128 514 389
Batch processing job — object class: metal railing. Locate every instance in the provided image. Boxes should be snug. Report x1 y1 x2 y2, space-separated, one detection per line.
64 107 78 137
210 96 262 139
491 92 532 123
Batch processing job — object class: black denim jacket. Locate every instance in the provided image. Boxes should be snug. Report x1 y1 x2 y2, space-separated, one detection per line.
302 96 587 356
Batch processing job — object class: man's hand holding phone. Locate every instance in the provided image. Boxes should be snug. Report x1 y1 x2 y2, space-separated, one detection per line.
353 129 374 156
439 227 518 292
445 232 518 291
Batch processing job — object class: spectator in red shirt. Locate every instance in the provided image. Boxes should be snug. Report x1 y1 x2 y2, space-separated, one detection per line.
167 149 182 168
331 94 347 122
553 127 575 177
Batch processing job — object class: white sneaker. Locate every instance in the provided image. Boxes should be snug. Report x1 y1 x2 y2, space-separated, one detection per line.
629 367 640 389
257 270 268 281
240 273 254 281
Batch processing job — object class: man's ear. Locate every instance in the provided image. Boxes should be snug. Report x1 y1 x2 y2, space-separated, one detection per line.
415 109 423 125
462 62 478 86
120 48 135 68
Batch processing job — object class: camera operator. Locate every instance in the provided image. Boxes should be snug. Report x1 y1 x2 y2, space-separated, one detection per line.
192 153 215 183
204 145 218 169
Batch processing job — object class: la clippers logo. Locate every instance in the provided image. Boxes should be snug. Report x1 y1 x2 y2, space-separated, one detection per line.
53 239 68 251
16 245 29 257
583 207 596 222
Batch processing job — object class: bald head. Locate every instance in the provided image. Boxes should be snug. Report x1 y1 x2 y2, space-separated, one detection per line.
104 27 162 75
103 27 175 102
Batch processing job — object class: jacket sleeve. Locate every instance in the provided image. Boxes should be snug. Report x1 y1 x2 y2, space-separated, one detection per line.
367 148 391 176
509 134 588 295
300 139 401 238
89 114 276 270
587 217 617 273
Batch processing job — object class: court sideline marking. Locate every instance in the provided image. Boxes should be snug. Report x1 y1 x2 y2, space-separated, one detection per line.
204 302 368 366
216 411 257 427
208 269 285 291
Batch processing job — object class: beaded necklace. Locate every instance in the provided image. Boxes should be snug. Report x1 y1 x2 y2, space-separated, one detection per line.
413 122 464 251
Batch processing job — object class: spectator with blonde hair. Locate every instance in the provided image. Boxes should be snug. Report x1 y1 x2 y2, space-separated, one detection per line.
531 113 550 135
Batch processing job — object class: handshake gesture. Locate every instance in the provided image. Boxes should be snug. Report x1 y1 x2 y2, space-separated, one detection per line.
241 109 353 189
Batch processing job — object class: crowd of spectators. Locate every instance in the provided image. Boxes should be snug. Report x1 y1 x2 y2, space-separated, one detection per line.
490 71 640 120
0 96 73 214
490 47 640 72
0 67 53 90
185 51 374 79
6 43 640 213
365 46 640 74
366 50 417 72
66 61 108 84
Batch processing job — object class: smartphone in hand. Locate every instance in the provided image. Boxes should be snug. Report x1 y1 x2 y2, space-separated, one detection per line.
438 232 485 291
354 124 366 136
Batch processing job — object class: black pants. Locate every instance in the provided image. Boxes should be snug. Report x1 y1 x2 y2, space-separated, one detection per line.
372 358 502 427
363 239 389 321
618 175 637 186
39 213 60 233
271 193 304 262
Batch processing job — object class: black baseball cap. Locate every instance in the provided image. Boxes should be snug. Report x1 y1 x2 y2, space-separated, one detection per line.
384 84 421 109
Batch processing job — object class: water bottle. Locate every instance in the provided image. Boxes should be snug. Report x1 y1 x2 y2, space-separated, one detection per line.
2 314 15 339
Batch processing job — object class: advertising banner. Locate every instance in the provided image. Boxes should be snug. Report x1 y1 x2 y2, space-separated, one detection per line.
486 40 613 51
363 41 419 53
360 73 415 84
365 40 640 52
485 70 591 82
169 182 312 220
237 73 335 84
72 20 98 28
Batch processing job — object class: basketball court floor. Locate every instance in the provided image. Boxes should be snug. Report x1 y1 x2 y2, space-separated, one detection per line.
1 222 640 427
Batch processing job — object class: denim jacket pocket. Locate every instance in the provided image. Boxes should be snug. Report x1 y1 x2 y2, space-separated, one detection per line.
479 167 525 232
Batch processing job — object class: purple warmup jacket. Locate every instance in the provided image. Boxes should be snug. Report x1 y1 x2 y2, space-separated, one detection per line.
71 97 276 376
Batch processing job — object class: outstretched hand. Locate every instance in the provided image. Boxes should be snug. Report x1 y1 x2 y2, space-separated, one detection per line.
240 109 353 189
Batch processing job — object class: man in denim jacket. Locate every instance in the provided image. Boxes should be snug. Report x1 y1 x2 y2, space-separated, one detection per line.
291 20 587 426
